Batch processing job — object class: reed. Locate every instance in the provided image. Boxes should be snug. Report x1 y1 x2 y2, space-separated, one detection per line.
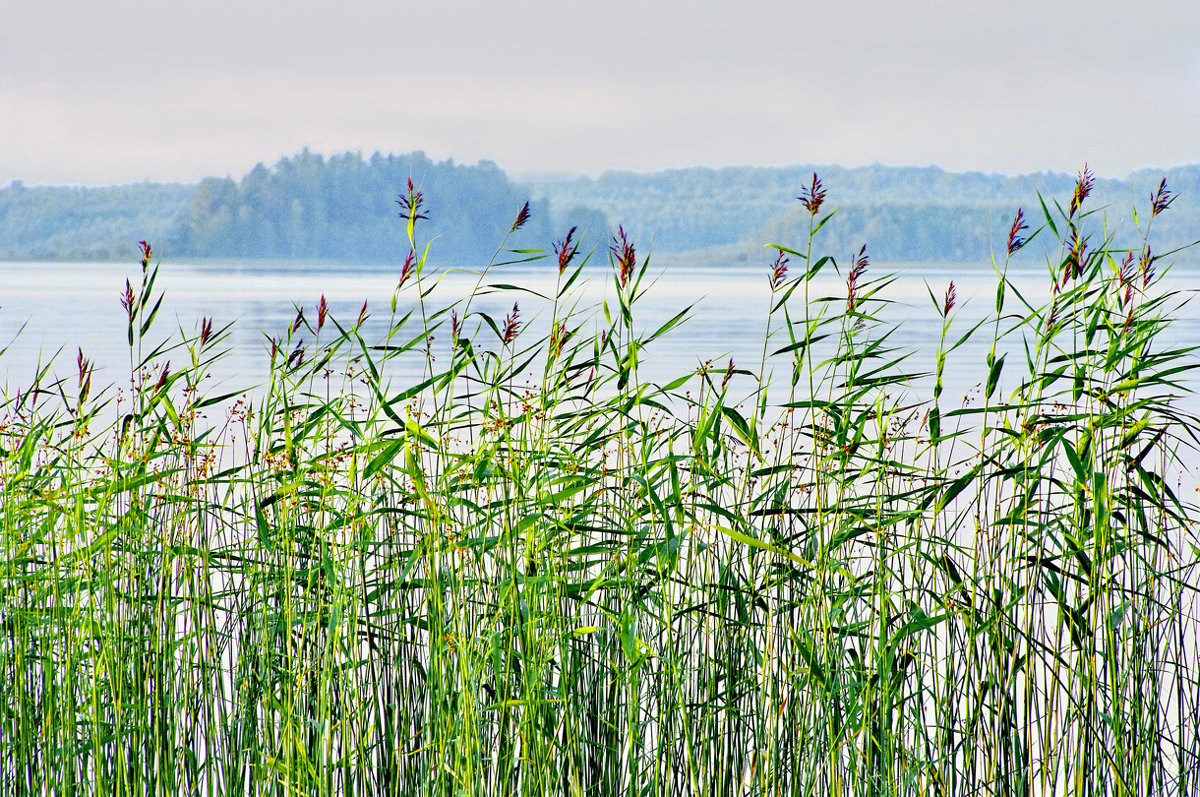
2 169 1198 796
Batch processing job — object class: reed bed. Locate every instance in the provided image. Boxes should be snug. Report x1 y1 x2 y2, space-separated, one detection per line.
3 171 1199 796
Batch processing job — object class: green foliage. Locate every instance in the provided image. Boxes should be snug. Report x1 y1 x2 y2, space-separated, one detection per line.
2 175 1199 796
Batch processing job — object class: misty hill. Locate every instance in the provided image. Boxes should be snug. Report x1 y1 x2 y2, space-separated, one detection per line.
0 150 610 266
521 164 1200 263
172 150 609 266
0 180 192 261
1 152 1197 266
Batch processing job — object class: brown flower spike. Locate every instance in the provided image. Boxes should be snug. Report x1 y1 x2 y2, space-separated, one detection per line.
511 201 531 231
1069 164 1094 219
288 341 305 368
397 178 428 223
1062 227 1089 285
555 226 578 274
798 173 826 216
612 226 636 287
1150 178 1173 218
847 245 869 313
769 250 789 291
121 279 135 319
399 250 416 288
502 303 520 344
943 282 957 318
550 320 574 359
1007 208 1028 256
1139 245 1156 287
1117 251 1136 308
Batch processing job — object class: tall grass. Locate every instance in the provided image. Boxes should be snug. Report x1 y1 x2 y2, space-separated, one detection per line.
2 170 1199 796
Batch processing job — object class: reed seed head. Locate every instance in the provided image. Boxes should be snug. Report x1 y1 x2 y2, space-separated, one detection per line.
1069 164 1094 219
555 226 579 274
847 245 869 312
1139 244 1156 286
1116 251 1136 308
288 341 305 368
1062 227 1088 285
317 295 328 333
1007 207 1028 256
511 201 531 232
400 250 416 288
1150 178 1173 218
121 278 135 319
397 178 429 223
798 173 826 216
612 226 636 287
502 302 520 344
550 320 573 359
769 250 789 291
943 281 957 317
138 240 152 270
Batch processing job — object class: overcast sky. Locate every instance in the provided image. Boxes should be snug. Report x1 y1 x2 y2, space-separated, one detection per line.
2 0 1198 186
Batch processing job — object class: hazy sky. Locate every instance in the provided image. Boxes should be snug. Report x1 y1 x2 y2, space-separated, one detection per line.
2 0 1198 185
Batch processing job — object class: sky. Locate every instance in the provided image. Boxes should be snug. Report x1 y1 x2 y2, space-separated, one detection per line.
2 0 1198 186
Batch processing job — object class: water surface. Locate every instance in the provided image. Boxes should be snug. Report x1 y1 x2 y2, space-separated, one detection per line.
3 259 1197 417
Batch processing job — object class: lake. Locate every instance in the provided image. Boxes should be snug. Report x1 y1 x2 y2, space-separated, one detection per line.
2 258 1198 422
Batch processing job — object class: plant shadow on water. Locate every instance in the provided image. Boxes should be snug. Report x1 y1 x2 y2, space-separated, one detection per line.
3 171 1200 796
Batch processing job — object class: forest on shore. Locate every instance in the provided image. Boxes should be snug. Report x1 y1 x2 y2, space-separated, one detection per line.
1 149 1197 265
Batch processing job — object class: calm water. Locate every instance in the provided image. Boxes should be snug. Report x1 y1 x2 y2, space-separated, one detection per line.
3 259 1198 417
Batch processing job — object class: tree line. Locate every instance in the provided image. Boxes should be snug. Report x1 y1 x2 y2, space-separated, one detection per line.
2 152 1196 265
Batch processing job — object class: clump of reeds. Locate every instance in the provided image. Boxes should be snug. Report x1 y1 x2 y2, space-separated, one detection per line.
2 167 1198 796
